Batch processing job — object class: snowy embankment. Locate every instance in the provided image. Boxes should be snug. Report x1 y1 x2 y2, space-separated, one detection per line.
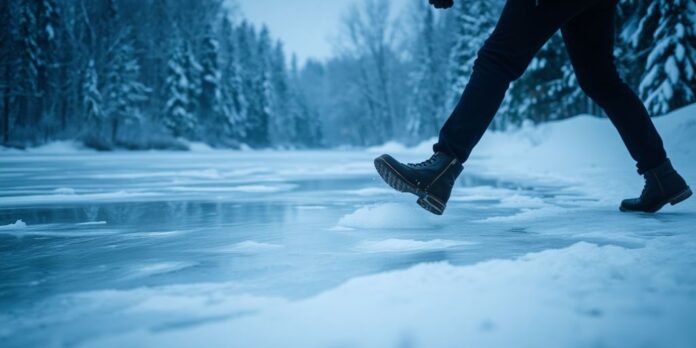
80 105 696 348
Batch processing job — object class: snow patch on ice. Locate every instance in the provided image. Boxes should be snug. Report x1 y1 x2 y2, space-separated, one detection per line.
337 203 439 230
295 205 328 210
54 187 76 195
226 184 297 193
0 220 27 230
341 187 397 196
357 239 476 253
214 241 284 253
76 221 107 226
1 191 163 207
497 194 548 208
169 184 296 193
126 262 196 279
477 206 568 223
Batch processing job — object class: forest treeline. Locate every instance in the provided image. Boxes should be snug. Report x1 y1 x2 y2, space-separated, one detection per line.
1 0 694 149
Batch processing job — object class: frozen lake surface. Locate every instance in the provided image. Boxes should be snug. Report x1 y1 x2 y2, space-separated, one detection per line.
2 107 696 348
1 151 575 344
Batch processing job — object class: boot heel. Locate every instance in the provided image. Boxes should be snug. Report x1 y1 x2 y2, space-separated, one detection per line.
670 188 692 206
417 195 445 216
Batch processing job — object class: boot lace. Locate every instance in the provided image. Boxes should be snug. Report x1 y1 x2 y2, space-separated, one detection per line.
408 153 441 168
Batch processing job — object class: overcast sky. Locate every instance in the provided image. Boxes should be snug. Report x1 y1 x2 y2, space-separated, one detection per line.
235 0 409 65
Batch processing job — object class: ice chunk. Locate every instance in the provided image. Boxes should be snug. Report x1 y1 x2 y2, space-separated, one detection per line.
0 220 27 230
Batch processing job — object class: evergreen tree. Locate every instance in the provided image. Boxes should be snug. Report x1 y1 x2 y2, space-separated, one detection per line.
219 15 247 142
15 0 40 129
616 0 651 88
406 5 447 140
0 0 15 144
82 59 104 125
103 32 150 143
35 0 61 122
269 41 292 146
636 0 696 115
200 24 230 144
446 0 499 110
183 41 203 128
244 26 272 147
288 55 322 147
502 34 582 126
163 42 195 138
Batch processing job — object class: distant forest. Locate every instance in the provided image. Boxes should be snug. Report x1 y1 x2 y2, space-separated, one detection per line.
1 0 695 150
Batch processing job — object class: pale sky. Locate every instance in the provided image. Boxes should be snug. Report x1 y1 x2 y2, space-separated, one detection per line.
234 0 409 65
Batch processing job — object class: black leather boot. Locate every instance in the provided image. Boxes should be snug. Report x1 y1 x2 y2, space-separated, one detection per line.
620 160 692 213
374 152 463 215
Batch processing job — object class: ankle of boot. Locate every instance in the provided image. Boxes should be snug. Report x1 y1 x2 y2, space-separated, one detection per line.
640 159 674 176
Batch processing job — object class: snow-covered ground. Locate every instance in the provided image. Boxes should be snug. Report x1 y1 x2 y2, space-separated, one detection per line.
1 105 696 348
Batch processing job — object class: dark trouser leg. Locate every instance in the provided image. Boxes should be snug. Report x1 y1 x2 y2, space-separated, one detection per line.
561 2 667 174
434 0 605 163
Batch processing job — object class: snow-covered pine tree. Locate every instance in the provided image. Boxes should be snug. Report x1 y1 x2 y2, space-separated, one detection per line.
83 59 104 125
183 41 203 130
446 0 499 111
218 15 247 142
35 0 61 124
616 0 651 88
636 0 696 115
288 55 322 147
103 31 150 143
269 41 292 146
0 0 15 144
405 4 447 140
200 24 231 145
15 0 40 128
163 42 195 138
244 26 272 148
502 33 582 126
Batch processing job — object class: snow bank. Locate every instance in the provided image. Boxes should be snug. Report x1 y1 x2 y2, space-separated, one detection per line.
337 203 440 230
30 141 91 154
465 104 696 205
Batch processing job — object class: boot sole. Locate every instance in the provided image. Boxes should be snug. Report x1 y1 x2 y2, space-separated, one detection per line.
374 157 446 215
619 187 693 213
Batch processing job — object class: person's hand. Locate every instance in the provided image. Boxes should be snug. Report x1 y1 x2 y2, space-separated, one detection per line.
429 0 454 9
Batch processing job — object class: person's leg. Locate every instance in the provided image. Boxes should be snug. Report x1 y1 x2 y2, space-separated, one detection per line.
560 1 667 174
434 0 602 162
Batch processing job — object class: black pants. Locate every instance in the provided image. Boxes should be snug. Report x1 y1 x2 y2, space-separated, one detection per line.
433 0 667 174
